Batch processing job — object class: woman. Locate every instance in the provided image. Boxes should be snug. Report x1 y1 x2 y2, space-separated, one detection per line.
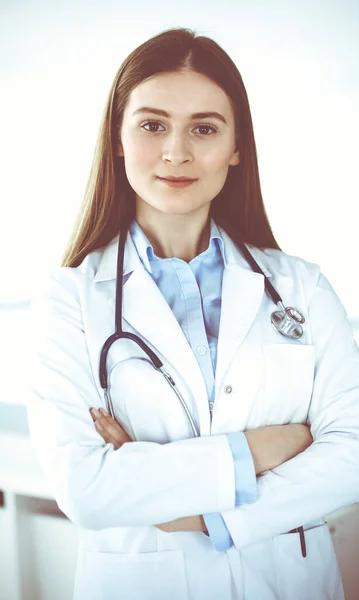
27 27 359 600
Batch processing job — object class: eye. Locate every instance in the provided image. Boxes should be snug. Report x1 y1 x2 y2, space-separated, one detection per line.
140 121 218 135
141 121 165 133
193 124 218 135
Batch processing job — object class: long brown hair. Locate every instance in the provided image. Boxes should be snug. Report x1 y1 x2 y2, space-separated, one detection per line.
62 27 280 268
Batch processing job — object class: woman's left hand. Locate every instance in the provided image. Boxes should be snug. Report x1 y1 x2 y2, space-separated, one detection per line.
89 408 208 535
155 515 209 534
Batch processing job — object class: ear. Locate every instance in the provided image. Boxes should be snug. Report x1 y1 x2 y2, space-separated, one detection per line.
229 148 240 167
116 143 124 157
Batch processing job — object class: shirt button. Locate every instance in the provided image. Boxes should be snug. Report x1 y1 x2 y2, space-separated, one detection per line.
196 345 207 356
224 385 233 394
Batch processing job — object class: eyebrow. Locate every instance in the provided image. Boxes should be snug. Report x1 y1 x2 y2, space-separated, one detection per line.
132 106 228 124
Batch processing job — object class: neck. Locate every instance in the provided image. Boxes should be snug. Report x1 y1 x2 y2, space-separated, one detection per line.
135 207 211 263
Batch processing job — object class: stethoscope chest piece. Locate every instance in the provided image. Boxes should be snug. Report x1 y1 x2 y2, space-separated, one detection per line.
271 303 305 340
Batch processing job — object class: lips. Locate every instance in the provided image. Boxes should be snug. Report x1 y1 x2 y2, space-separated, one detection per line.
158 176 197 182
157 177 197 188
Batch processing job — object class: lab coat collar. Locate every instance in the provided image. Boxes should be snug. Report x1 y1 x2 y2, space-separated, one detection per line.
217 226 273 279
93 231 136 283
129 217 227 274
93 224 273 283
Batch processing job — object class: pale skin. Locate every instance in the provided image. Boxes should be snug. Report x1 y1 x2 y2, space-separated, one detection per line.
89 70 313 532
116 69 241 263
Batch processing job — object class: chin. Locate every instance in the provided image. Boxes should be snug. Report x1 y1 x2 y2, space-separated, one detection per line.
136 193 207 217
160 202 203 215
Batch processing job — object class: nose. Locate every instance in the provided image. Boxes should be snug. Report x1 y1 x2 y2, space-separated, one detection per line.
162 133 193 165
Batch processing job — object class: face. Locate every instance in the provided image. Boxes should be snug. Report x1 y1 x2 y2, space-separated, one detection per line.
117 70 240 221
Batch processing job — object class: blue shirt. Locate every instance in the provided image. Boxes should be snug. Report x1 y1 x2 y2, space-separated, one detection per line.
129 218 257 551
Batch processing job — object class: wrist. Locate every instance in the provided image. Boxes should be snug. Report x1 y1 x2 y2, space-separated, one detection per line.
244 427 283 474
200 515 209 534
244 430 266 474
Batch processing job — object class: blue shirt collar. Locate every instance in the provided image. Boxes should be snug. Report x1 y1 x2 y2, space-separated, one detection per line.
129 218 226 274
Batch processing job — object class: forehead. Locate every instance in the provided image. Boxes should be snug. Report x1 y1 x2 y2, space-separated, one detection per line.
124 71 234 118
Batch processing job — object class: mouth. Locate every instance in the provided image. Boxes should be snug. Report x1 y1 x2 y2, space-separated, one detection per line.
157 177 197 188
157 176 197 182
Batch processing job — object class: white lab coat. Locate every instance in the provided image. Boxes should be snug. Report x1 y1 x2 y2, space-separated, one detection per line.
27 226 359 600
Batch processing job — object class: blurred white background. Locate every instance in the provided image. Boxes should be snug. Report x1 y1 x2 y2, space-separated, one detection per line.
0 1 358 599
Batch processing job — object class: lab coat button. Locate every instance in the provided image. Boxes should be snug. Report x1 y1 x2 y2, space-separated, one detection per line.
196 345 207 356
224 385 233 394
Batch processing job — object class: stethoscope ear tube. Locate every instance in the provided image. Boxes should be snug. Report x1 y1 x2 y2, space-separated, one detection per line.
99 226 164 392
99 333 120 389
99 331 164 389
236 239 282 305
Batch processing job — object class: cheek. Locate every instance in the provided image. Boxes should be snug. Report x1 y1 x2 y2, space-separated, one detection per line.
202 145 234 172
203 159 231 187
122 130 155 165
127 143 153 167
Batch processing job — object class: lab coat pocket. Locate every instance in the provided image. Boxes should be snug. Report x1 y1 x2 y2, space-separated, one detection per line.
273 523 344 600
74 548 189 600
262 343 315 424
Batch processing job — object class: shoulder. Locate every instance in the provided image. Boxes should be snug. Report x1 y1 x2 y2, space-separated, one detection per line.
249 245 321 290
251 246 350 325
247 245 322 302
32 237 118 308
219 225 321 290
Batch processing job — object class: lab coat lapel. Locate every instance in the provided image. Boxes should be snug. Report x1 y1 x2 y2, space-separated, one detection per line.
95 232 210 434
214 228 267 395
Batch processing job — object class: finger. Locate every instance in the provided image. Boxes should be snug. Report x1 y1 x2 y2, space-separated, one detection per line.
89 410 124 450
89 409 131 447
93 419 122 448
94 422 121 450
156 522 175 533
93 415 126 443
90 408 132 443
155 523 168 532
98 411 132 443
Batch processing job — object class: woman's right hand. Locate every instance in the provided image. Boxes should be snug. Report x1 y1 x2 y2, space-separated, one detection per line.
89 408 133 448
244 423 313 475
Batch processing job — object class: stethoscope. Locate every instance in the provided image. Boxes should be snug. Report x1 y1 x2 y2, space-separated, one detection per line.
99 227 306 438
99 227 307 556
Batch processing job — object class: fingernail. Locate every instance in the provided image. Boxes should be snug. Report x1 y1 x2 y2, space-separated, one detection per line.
99 408 109 416
92 409 101 418
95 420 103 431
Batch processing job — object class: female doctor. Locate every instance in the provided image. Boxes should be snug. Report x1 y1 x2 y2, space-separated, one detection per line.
27 27 359 600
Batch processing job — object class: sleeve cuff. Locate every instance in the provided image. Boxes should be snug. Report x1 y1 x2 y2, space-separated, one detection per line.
227 431 258 505
203 512 234 551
